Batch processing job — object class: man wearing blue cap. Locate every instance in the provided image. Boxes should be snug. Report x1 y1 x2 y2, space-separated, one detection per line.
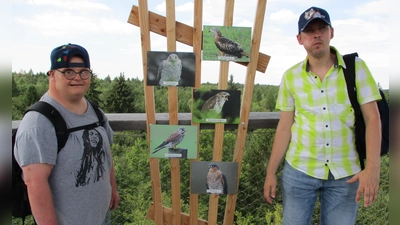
14 43 119 224
263 7 382 225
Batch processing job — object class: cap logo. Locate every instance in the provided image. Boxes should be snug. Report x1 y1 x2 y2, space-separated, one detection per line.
304 8 325 21
57 57 61 62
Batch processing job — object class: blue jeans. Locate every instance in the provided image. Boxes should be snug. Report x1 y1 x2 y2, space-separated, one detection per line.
281 161 359 225
101 210 111 225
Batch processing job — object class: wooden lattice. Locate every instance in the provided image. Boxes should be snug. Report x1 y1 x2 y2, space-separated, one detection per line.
127 1 270 224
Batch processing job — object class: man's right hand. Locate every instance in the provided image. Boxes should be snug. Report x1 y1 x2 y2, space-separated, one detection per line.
264 174 277 204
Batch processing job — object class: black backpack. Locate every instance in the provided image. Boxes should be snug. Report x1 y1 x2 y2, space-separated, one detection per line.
343 53 389 170
12 101 105 224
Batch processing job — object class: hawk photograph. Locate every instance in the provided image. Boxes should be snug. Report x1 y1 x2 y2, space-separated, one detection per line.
147 51 195 87
149 125 198 159
202 25 251 62
206 163 228 194
192 89 241 124
191 161 238 195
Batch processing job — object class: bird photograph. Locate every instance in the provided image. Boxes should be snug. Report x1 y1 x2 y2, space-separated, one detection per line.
146 51 196 87
201 91 230 114
149 125 198 159
203 25 251 62
192 89 241 124
152 127 186 154
190 161 238 195
206 163 228 195
157 53 182 86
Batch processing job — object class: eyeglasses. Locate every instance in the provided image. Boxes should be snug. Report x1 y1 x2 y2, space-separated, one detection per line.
55 69 92 80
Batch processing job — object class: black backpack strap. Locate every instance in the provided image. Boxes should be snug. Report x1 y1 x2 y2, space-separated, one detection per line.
343 53 360 113
25 102 68 153
25 100 105 151
88 100 105 127
343 52 366 169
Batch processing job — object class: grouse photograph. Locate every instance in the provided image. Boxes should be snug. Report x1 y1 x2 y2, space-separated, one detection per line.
202 25 251 62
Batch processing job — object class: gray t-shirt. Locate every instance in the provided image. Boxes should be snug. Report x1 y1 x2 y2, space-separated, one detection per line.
14 92 114 225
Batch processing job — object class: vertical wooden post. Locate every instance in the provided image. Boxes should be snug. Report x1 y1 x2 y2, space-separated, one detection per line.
165 1 181 225
207 1 235 224
137 0 163 224
190 0 203 224
223 1 267 224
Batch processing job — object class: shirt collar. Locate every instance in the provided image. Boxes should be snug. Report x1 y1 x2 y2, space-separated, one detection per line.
305 46 342 72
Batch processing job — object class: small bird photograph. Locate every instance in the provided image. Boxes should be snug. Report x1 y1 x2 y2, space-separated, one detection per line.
191 161 238 195
202 25 251 62
149 124 198 159
192 89 241 124
206 163 228 194
147 51 196 87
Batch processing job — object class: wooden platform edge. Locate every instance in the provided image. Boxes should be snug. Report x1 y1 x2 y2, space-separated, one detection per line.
146 203 209 225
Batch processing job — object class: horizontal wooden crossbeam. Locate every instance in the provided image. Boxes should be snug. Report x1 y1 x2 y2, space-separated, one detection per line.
127 5 271 73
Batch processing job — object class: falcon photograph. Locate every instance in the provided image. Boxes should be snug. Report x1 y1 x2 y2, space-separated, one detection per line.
191 161 238 195
202 25 251 62
192 89 241 124
147 51 196 87
149 124 198 159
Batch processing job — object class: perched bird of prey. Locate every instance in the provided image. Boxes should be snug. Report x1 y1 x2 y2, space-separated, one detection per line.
209 27 250 59
152 127 186 154
157 53 182 86
206 163 228 194
201 92 230 114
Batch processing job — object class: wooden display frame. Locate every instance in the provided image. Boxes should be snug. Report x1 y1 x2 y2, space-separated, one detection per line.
127 1 270 224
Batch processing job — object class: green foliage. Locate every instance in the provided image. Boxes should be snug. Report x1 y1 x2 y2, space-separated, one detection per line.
85 73 102 106
104 73 135 113
265 204 283 225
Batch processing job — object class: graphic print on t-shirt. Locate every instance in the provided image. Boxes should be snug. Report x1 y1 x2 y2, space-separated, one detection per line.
75 128 106 187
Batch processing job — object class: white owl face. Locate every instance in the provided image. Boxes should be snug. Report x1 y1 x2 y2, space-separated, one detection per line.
168 54 179 62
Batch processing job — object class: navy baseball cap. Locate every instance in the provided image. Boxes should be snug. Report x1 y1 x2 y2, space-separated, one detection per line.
298 7 331 34
47 43 90 75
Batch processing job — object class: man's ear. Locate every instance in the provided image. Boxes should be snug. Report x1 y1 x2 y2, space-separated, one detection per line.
297 34 303 45
330 27 334 39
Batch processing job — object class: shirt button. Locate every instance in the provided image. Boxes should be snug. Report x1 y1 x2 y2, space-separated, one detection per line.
315 76 317 79
321 90 324 93
326 125 328 128
326 143 330 146
323 107 326 110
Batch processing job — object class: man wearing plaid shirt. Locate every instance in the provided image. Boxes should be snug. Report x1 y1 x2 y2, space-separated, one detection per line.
263 6 382 225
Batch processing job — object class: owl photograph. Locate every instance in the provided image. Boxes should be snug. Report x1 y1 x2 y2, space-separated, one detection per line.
202 25 251 62
192 89 241 124
149 124 198 159
147 51 196 87
191 161 238 195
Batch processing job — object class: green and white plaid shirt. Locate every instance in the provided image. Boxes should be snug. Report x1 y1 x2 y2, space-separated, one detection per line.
276 46 381 179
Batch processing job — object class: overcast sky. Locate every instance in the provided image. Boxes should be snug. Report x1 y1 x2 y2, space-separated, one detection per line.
11 0 390 88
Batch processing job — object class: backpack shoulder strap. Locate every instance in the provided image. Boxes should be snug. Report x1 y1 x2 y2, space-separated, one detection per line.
88 100 105 127
25 102 68 153
62 100 106 134
343 53 360 113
